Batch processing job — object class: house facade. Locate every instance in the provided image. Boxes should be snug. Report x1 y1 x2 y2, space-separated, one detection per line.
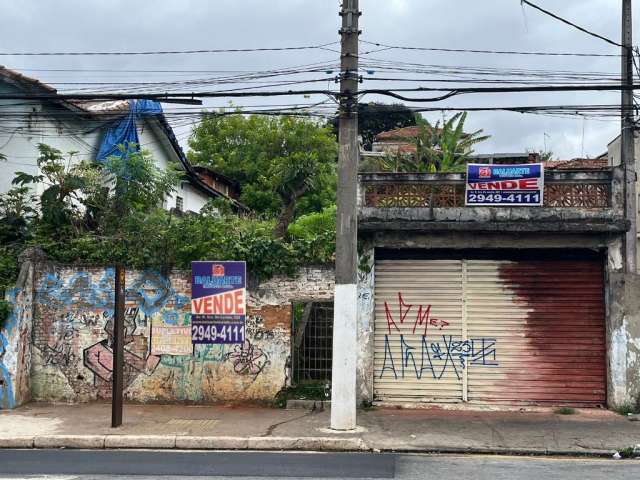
354 160 640 409
0 67 240 214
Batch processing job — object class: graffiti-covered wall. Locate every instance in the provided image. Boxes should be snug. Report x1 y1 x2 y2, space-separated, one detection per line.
0 255 334 408
0 250 38 409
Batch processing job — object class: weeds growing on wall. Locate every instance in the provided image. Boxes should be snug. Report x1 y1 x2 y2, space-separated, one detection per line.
0 144 336 294
0 299 10 329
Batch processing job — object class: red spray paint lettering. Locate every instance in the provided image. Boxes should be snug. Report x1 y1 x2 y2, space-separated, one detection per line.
384 292 449 335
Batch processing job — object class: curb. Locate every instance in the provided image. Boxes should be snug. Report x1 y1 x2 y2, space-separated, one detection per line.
384 445 614 458
0 435 613 457
0 435 366 452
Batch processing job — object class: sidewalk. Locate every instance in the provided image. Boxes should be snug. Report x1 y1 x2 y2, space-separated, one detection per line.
1 402 638 456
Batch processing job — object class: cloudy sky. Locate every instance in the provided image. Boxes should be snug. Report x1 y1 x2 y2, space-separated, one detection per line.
1 0 636 159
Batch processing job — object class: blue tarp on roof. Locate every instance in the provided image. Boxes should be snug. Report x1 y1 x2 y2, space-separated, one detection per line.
96 99 162 162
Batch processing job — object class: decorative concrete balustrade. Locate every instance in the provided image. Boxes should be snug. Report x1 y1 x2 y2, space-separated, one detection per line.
358 168 626 233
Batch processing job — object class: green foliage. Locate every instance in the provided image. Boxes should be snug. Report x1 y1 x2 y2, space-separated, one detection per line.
0 141 336 295
340 102 418 151
617 446 638 459
554 407 576 415
415 112 490 172
273 381 331 408
287 205 336 239
615 404 639 416
0 299 9 326
0 187 37 245
361 399 377 411
12 144 94 233
363 112 490 173
188 113 337 236
287 206 336 264
0 246 19 329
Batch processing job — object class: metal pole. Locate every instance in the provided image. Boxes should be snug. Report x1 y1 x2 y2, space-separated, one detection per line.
622 0 636 274
330 0 360 431
111 264 125 428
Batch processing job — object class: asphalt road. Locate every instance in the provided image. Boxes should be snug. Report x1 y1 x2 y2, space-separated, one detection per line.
0 450 638 479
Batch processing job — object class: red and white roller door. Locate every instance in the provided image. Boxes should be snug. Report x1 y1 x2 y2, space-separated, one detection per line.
374 258 606 405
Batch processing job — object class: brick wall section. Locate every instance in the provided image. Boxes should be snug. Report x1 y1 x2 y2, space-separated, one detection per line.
25 264 334 405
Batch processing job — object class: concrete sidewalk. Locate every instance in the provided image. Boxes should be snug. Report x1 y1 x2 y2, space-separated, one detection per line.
0 402 638 456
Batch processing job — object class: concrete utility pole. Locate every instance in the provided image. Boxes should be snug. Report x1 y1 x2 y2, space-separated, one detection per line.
331 0 360 431
622 0 637 273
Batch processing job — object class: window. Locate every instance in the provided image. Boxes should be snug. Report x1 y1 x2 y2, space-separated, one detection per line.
175 196 184 212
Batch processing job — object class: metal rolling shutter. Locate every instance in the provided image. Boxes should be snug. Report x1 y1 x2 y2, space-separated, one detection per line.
373 258 606 405
374 260 464 402
466 259 606 405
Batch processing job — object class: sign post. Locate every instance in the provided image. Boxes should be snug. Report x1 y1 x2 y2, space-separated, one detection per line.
466 163 544 207
191 261 246 344
111 264 125 428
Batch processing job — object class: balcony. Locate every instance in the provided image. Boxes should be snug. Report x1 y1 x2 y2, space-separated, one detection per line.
358 168 627 234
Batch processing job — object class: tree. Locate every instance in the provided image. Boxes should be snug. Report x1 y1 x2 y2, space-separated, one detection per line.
331 102 418 151
188 113 337 237
12 144 96 233
414 112 490 172
0 186 37 245
361 113 489 173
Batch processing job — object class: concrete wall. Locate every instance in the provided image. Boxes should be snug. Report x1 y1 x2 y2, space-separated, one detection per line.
605 238 640 408
0 251 334 408
359 170 625 234
0 249 39 409
607 135 640 267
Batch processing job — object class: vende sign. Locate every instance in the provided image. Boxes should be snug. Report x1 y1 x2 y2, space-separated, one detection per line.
466 163 544 206
191 261 246 344
191 289 245 315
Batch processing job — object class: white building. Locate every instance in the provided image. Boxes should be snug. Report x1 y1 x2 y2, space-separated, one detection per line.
0 67 241 213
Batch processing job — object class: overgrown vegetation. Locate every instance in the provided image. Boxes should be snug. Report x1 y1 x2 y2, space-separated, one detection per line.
617 446 639 459
614 404 639 416
363 111 490 173
337 102 420 151
188 113 337 237
0 142 337 318
554 407 576 415
274 381 331 408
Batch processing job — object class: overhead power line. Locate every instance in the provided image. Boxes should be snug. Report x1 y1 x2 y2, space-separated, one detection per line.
0 82 638 103
0 41 339 56
359 83 640 102
521 0 622 48
0 89 335 102
359 39 620 57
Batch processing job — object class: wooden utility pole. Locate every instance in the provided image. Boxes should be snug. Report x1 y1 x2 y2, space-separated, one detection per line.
622 0 636 273
111 264 125 428
331 0 360 431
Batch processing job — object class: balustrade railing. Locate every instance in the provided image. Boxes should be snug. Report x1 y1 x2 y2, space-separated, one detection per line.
361 172 612 209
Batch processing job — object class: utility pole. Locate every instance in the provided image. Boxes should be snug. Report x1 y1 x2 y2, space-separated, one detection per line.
111 264 125 427
622 0 636 274
331 0 360 431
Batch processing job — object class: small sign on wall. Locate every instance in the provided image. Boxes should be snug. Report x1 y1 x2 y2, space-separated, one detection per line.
151 324 192 355
191 261 246 344
466 163 544 206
